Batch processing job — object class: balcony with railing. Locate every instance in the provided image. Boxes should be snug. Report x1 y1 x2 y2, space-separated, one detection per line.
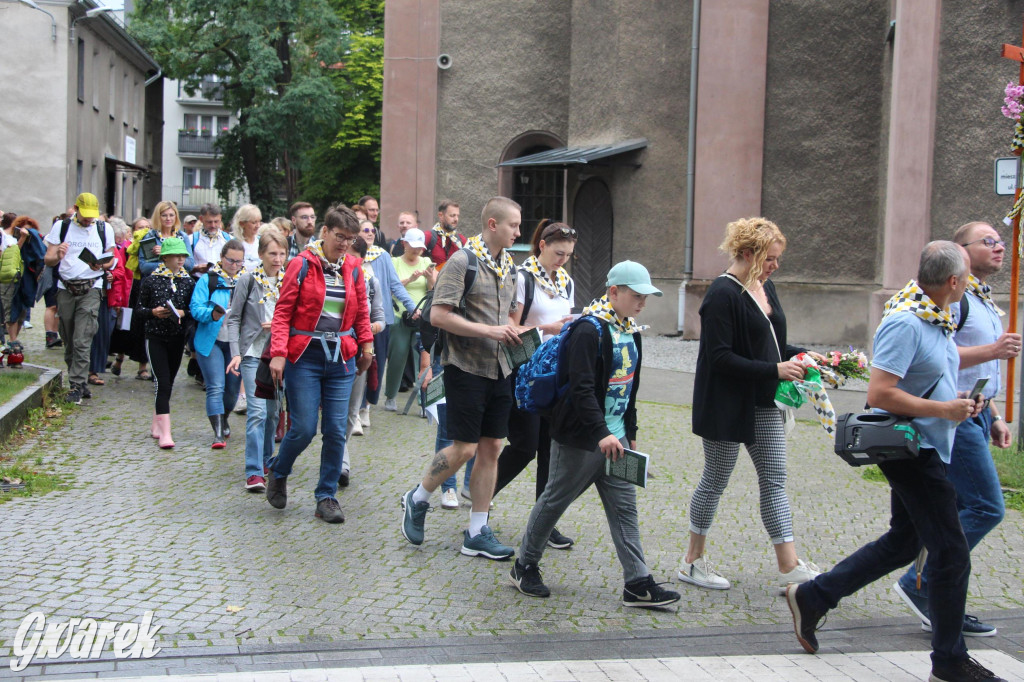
178 132 221 156
162 185 248 211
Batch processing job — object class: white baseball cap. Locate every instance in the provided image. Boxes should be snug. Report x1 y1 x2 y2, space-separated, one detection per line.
403 227 426 249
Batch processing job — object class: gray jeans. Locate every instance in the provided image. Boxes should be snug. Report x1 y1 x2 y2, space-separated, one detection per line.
57 287 101 385
518 437 650 583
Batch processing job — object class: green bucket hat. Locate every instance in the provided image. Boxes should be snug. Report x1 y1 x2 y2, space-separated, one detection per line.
160 237 189 258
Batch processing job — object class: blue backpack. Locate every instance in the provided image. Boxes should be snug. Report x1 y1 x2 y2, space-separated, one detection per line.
515 315 602 414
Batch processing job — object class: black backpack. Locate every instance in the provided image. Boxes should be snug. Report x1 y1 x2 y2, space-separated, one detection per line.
417 251 477 352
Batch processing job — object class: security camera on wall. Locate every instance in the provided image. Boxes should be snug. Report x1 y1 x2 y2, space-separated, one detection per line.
436 54 452 70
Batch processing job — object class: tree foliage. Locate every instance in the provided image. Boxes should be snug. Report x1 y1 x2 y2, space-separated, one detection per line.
300 0 383 211
130 0 349 214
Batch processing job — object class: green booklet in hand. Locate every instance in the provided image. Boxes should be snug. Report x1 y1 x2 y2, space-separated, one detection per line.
501 327 542 370
605 448 649 488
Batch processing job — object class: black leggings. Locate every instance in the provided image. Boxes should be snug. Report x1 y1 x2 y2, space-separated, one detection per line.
494 404 552 500
146 336 185 415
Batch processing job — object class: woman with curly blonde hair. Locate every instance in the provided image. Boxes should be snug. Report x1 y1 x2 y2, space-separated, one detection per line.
681 217 821 592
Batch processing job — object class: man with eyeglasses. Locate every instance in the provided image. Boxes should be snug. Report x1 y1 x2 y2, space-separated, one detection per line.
189 204 227 276
288 202 318 260
891 222 1020 640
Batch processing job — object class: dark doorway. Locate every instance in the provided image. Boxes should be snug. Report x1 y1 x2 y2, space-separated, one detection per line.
104 161 116 216
571 178 613 308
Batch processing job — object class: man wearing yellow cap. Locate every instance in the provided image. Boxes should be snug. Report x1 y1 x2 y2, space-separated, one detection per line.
43 192 116 404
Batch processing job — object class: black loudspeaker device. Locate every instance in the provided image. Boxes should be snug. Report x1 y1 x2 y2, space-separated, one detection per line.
834 413 921 466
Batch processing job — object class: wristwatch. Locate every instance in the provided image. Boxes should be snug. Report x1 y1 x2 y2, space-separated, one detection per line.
991 415 1004 423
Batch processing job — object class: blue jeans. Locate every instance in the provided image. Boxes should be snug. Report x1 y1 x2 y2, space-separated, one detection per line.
898 408 1005 597
799 449 969 667
196 340 241 417
239 356 278 479
271 341 355 501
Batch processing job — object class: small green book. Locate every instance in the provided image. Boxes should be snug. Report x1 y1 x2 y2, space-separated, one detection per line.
501 327 542 370
605 448 649 488
423 372 445 407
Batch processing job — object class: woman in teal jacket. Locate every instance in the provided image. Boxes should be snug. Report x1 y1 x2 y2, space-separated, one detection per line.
190 238 246 448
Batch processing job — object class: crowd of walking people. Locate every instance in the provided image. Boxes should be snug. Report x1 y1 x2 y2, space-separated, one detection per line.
0 191 1013 681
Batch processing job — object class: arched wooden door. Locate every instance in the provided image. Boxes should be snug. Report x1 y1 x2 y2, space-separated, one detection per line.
571 178 613 308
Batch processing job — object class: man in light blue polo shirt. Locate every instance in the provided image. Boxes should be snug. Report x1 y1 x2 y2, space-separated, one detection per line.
785 241 1008 682
893 222 1019 638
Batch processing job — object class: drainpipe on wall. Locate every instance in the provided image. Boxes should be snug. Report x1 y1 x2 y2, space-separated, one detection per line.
680 0 701 333
144 68 163 87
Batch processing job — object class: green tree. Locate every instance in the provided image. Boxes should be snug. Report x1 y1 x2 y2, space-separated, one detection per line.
130 0 347 214
300 0 383 211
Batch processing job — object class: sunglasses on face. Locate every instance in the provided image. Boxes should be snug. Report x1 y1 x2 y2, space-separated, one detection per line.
360 227 375 233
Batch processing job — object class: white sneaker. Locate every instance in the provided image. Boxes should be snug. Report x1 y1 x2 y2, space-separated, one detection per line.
780 559 821 585
384 398 397 412
234 395 247 414
441 489 459 509
359 407 371 427
23 321 33 329
351 421 363 436
678 556 731 590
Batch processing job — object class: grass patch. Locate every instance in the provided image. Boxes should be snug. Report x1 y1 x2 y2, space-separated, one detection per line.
860 465 886 483
0 370 39 404
996 445 1024 513
0 393 74 503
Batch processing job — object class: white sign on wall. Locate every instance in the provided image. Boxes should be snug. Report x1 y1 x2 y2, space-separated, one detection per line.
995 157 1018 195
125 136 136 165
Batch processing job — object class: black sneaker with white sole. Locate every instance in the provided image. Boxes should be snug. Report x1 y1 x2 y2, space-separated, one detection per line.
509 560 550 598
547 527 574 550
623 575 680 608
929 656 1007 682
895 582 997 637
785 583 827 654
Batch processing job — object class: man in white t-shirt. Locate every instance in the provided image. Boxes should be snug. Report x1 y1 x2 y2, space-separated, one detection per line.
43 192 116 404
189 203 227 275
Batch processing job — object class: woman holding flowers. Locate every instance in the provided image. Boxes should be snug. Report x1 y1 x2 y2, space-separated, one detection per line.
136 237 194 449
683 217 820 592
225 229 288 493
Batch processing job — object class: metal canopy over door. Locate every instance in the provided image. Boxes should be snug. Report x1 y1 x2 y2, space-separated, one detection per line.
571 177 613 308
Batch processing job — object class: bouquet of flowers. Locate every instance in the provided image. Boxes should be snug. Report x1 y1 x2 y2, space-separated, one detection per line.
816 348 869 388
1003 82 1024 153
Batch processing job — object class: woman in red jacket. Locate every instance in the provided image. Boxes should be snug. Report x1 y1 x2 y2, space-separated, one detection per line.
265 206 373 524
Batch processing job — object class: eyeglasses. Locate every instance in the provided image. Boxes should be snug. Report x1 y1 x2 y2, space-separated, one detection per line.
360 227 375 233
327 231 357 244
960 237 1005 249
223 257 244 266
296 214 316 221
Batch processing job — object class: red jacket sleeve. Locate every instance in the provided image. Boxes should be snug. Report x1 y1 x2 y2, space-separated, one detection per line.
270 255 305 359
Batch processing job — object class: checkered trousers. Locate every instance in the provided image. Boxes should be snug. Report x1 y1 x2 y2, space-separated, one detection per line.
688 407 794 544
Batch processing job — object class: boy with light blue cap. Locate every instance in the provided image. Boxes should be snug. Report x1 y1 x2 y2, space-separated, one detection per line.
510 260 679 608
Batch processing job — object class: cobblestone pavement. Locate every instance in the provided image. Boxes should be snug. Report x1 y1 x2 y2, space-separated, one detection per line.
1 318 1022 678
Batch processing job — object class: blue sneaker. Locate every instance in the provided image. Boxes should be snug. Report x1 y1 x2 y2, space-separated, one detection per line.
401 489 429 545
460 525 514 560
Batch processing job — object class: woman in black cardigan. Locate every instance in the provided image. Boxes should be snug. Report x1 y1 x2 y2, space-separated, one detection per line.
681 217 821 592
